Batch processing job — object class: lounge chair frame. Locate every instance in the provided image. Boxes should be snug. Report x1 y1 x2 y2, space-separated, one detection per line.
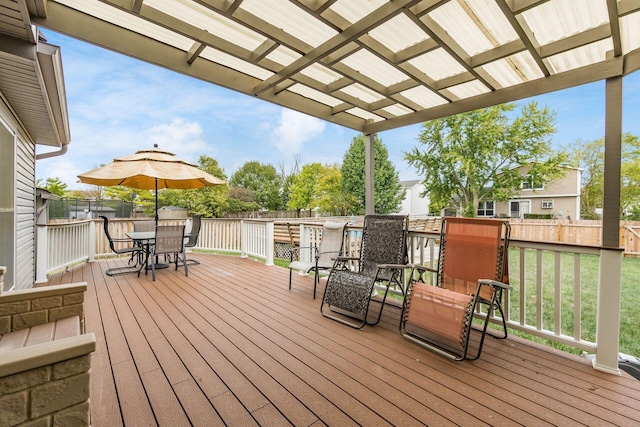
400 217 511 360
288 221 347 299
321 215 408 329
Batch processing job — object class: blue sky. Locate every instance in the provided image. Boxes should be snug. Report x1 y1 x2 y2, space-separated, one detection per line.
36 30 640 189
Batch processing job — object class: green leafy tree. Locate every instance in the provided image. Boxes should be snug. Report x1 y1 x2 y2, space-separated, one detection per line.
229 161 283 210
225 186 260 213
36 177 68 197
341 134 405 214
315 164 358 216
162 155 228 217
568 133 640 218
405 102 566 217
287 163 322 211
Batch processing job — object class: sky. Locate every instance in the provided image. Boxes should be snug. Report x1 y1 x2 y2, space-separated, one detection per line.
35 30 640 190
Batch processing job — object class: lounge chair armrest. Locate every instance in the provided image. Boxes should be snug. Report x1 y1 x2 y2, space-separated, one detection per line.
408 264 438 274
377 263 409 269
334 256 359 261
478 279 512 291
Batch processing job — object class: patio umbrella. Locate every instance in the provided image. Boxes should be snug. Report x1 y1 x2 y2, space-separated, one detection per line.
77 144 225 221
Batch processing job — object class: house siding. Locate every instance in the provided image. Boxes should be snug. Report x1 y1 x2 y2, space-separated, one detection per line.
495 167 581 219
16 137 35 289
1 98 36 290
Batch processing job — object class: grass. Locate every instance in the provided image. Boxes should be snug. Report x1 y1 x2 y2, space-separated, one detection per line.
505 249 640 356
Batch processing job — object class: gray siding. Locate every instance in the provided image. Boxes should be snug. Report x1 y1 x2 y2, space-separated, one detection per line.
15 131 35 289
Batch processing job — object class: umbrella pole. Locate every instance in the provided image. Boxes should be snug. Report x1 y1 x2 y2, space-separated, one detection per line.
155 179 158 227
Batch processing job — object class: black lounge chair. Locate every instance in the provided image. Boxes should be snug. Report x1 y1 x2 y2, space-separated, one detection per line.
320 214 408 329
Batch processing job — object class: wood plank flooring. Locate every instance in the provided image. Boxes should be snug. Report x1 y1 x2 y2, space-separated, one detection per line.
47 254 640 426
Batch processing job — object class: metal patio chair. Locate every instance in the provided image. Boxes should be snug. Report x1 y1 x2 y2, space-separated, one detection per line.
100 216 143 276
149 225 188 281
183 214 202 265
400 217 511 361
320 214 408 329
288 221 347 299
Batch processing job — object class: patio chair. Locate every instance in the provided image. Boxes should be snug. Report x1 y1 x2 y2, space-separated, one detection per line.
183 214 202 265
320 215 408 329
288 221 347 299
100 216 143 276
129 219 155 263
399 217 511 361
149 225 188 281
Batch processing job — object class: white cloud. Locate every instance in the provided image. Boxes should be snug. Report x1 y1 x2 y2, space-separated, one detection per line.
146 119 210 163
270 109 325 153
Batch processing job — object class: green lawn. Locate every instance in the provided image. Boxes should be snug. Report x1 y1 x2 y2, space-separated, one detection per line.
506 250 640 356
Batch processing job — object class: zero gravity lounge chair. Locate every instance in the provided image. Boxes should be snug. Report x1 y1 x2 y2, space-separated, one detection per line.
400 217 511 361
321 215 408 329
288 221 347 299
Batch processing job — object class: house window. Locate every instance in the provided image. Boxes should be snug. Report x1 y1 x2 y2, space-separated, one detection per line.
541 200 554 209
477 201 494 217
521 175 543 190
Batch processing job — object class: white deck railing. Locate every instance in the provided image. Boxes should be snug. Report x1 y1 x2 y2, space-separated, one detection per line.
44 218 622 374
45 220 95 275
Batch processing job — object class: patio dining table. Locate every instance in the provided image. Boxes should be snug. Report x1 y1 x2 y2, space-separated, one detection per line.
126 230 194 273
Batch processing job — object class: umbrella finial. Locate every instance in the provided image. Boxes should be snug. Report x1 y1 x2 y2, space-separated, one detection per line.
154 143 158 148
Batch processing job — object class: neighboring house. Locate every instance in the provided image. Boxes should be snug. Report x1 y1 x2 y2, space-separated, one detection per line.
487 165 582 220
0 19 70 290
398 180 430 216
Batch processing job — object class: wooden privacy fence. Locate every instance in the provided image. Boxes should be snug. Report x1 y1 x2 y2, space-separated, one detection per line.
508 219 640 257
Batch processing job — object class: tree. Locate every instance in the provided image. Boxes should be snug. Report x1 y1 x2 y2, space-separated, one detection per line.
162 155 228 217
568 133 640 218
341 134 405 214
229 161 283 211
287 163 322 211
405 102 566 217
36 177 68 197
315 164 357 216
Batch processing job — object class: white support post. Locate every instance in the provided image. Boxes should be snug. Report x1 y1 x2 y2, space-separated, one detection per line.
365 132 375 215
593 248 622 375
265 221 274 266
240 220 247 258
88 220 96 262
35 224 48 285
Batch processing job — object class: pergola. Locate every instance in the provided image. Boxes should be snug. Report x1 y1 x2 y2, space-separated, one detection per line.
3 0 639 374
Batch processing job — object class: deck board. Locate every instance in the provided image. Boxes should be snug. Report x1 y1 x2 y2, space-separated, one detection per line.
47 254 640 426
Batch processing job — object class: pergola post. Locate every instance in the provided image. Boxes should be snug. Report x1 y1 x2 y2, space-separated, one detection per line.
365 133 375 215
593 76 623 375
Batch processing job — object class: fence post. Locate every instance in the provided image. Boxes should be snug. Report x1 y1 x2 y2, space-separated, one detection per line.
240 220 247 258
592 247 623 375
265 221 274 266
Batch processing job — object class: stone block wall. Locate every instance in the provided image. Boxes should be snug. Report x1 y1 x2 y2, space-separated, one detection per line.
0 354 91 427
0 282 95 427
0 283 87 335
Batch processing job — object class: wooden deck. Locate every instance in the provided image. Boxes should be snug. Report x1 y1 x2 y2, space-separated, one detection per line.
47 254 640 426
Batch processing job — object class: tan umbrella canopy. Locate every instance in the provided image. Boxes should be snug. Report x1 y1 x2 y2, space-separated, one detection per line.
78 145 225 190
78 145 225 221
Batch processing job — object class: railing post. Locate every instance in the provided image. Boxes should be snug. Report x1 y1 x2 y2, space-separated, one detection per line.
88 220 96 262
299 223 311 263
240 220 247 258
593 247 622 375
265 221 274 266
35 224 48 285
